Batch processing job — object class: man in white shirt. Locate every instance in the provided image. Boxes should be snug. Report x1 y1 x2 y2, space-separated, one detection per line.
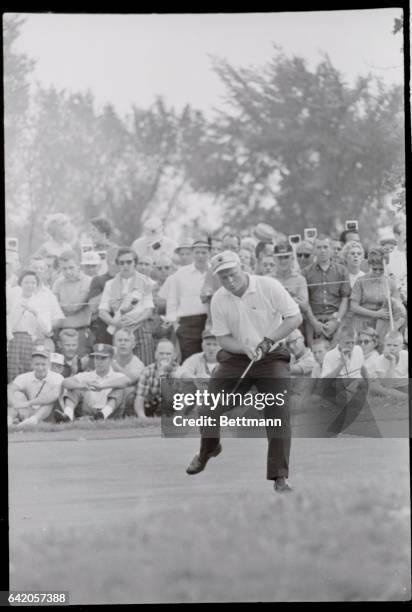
112 328 145 417
8 347 63 427
59 343 131 421
177 329 219 379
165 239 210 361
186 250 302 493
369 331 408 398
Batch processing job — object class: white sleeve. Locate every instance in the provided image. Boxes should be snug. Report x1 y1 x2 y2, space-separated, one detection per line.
210 293 231 337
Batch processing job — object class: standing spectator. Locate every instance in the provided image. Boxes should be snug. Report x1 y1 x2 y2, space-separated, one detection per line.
255 241 274 275
273 243 309 310
7 271 52 382
136 255 155 282
112 328 145 417
7 347 63 427
89 216 114 252
59 343 131 421
341 241 365 288
131 217 177 265
240 236 257 255
357 327 380 378
379 234 397 255
387 222 407 298
339 228 361 245
295 241 314 270
87 246 118 345
368 331 408 398
350 246 406 345
222 233 241 253
302 236 351 347
98 248 155 365
165 239 210 362
239 248 255 273
261 254 276 277
134 339 180 419
286 329 316 377
331 238 344 264
153 255 174 284
56 328 86 377
210 235 223 257
80 251 102 278
174 238 194 267
29 256 65 351
53 250 92 357
36 213 77 259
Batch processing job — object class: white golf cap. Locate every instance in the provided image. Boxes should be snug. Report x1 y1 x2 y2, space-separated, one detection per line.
211 250 241 275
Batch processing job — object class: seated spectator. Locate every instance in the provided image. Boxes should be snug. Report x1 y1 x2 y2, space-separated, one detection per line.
350 246 406 346
357 327 380 378
310 338 330 378
302 236 351 347
368 331 408 398
134 339 180 419
7 347 63 428
7 270 53 382
112 328 145 417
81 250 101 278
238 248 255 273
59 343 131 422
341 241 365 288
174 238 194 267
286 329 316 377
98 247 155 365
56 328 87 377
177 329 219 379
321 326 365 379
273 242 309 311
295 241 313 270
87 246 118 345
53 250 92 357
131 217 177 264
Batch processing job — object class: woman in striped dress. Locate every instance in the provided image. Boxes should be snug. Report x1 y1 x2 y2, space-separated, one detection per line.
7 270 52 382
350 247 406 347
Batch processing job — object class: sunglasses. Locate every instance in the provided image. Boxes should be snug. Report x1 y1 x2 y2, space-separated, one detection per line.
156 266 171 271
118 260 134 266
297 253 311 259
358 339 372 345
278 255 291 260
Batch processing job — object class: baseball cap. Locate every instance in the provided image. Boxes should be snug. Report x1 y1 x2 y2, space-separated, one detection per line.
81 251 101 266
174 238 193 253
90 343 115 358
32 345 50 359
274 242 293 255
50 352 65 365
192 238 210 249
296 240 313 254
211 250 241 274
202 328 216 340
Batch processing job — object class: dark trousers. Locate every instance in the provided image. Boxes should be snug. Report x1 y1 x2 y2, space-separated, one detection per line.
176 314 207 362
198 348 291 480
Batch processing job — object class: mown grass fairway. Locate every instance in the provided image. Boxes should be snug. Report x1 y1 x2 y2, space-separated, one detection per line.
8 433 410 604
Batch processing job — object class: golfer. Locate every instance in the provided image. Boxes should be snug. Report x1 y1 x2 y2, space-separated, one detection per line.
186 251 302 492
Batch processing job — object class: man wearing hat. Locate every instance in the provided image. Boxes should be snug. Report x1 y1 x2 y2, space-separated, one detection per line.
131 217 177 265
185 250 302 492
81 250 102 278
177 328 219 379
174 238 194 267
165 238 210 361
59 343 132 421
7 346 64 427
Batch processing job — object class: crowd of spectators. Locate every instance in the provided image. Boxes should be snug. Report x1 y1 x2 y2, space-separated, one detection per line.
6 212 408 428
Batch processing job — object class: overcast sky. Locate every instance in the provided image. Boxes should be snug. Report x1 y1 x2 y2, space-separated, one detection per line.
10 9 404 118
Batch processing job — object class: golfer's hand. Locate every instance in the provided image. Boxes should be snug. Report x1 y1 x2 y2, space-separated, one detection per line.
254 337 273 361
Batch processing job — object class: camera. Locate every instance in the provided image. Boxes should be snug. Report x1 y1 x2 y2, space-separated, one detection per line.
152 241 162 250
345 220 359 232
304 228 317 242
288 234 302 247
